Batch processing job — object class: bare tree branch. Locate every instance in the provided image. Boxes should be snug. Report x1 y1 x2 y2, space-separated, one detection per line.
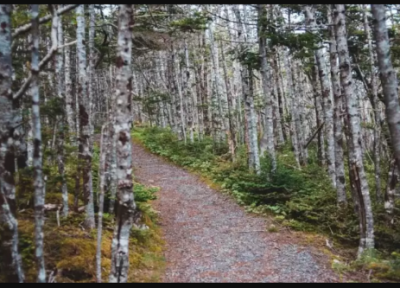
12 4 79 38
13 5 59 101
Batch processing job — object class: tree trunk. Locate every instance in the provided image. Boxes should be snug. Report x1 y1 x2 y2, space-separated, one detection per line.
220 40 237 160
109 4 137 283
209 25 225 142
76 5 95 229
258 4 276 172
305 5 336 186
31 4 48 282
335 4 374 255
363 4 382 203
385 158 397 225
328 4 347 204
271 52 286 143
64 32 75 143
310 56 325 166
0 4 25 283
372 5 400 178
96 124 107 283
183 38 194 143
55 6 68 217
283 50 301 168
247 67 261 175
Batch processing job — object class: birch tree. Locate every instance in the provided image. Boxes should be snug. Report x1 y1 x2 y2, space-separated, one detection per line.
372 5 400 178
0 4 25 283
335 4 374 255
328 4 347 204
363 4 382 202
109 4 137 283
258 4 276 172
55 5 68 217
31 3 48 282
76 5 95 229
304 5 336 187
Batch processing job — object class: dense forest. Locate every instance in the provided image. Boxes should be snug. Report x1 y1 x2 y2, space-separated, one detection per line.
1 4 400 283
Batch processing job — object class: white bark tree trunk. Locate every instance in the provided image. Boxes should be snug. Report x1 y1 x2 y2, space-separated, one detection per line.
96 124 107 283
0 4 25 283
305 5 336 185
372 5 400 178
328 5 347 204
55 6 68 217
31 4 49 282
109 4 137 283
335 4 374 255
363 4 382 203
283 50 301 168
76 5 95 229
258 4 276 172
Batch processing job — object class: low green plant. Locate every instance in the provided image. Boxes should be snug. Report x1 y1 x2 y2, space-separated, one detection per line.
133 125 400 282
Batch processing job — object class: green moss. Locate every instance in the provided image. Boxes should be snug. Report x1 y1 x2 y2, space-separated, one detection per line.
1 128 165 283
13 196 165 283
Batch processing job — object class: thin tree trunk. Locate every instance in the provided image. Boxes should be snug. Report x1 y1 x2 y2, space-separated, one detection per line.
209 25 224 142
385 158 397 225
76 5 95 229
248 67 261 175
220 40 236 160
0 4 25 283
305 5 336 185
183 38 194 143
295 61 309 161
109 4 137 283
372 5 400 178
31 4 49 282
258 4 276 172
55 6 68 217
170 41 185 141
64 34 75 143
88 4 95 133
96 124 107 283
328 4 347 204
271 52 286 143
310 57 325 166
335 4 374 255
363 4 382 203
283 50 301 168
202 30 211 136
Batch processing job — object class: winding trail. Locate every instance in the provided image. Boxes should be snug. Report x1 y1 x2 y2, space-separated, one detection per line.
132 141 349 282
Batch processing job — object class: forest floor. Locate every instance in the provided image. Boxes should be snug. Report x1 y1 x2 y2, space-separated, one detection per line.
132 141 366 283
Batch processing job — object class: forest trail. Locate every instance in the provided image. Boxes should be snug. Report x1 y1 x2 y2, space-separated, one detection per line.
132 141 351 282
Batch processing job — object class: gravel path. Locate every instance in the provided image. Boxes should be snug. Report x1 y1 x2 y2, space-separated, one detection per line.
132 141 344 282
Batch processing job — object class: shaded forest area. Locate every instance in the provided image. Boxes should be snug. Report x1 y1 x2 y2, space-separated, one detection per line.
1 4 400 283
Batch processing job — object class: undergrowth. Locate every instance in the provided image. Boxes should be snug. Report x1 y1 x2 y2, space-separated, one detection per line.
0 130 165 283
133 125 400 282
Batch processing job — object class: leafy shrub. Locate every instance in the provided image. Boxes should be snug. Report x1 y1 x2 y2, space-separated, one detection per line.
133 125 400 259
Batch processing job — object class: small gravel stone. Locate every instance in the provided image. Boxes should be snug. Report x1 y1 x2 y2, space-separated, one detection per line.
133 142 347 282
